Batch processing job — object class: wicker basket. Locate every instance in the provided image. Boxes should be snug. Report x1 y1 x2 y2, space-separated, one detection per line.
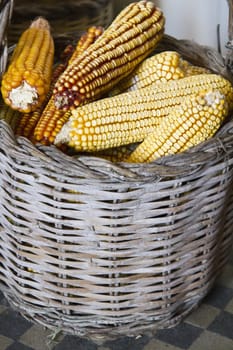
0 0 233 342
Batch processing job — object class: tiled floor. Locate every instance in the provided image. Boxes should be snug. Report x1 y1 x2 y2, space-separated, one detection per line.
0 253 232 350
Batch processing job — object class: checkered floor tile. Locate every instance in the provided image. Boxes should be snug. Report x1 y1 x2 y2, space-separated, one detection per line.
0 254 232 350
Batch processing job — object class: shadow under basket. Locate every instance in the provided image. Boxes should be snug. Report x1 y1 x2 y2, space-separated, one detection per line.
0 15 233 341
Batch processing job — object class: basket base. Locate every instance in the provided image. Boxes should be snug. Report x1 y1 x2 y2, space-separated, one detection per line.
0 280 218 343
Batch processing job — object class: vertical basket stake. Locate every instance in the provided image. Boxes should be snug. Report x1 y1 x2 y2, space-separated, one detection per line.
225 0 233 70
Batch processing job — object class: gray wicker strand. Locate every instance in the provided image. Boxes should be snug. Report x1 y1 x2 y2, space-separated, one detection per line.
0 0 13 77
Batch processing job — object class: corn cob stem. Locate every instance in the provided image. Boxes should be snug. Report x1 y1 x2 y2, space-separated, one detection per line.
126 90 229 163
53 1 165 111
1 17 54 113
54 74 233 152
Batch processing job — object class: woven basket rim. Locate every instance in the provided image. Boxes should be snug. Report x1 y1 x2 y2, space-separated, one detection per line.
0 112 232 182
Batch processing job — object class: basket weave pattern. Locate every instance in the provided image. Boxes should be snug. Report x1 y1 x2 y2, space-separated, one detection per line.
0 118 233 337
0 0 233 340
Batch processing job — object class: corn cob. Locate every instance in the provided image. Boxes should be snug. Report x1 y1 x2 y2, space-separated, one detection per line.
179 58 211 77
14 43 76 140
33 99 70 145
70 26 104 62
15 110 40 140
1 17 54 113
60 44 75 65
92 143 139 162
109 51 185 95
33 26 104 146
54 74 233 152
0 100 22 132
125 90 229 163
52 1 165 111
109 52 212 96
50 44 75 86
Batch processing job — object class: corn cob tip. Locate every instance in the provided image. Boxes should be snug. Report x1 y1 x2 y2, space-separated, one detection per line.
30 17 50 31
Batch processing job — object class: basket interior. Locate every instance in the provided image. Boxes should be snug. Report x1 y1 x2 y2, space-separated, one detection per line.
8 0 114 45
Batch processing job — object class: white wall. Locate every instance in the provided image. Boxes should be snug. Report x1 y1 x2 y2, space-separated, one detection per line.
155 0 229 56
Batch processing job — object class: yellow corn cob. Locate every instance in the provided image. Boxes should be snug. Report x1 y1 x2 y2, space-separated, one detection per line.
1 17 54 113
33 26 104 146
92 143 139 162
54 74 233 152
53 1 165 111
50 44 76 86
179 58 211 77
0 100 22 132
126 90 229 163
14 43 75 140
60 44 75 62
109 51 185 95
69 26 104 63
109 52 212 96
15 110 41 140
33 99 71 145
